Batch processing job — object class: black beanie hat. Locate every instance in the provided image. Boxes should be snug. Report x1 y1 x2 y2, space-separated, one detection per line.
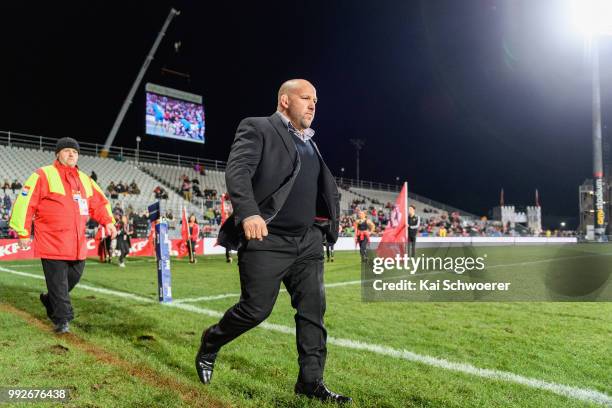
55 137 80 154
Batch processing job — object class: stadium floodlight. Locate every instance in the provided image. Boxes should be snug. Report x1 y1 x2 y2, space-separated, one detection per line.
136 136 142 165
569 0 612 239
571 0 612 37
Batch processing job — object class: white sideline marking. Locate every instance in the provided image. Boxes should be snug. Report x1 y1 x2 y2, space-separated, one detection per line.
174 279 365 304
1 265 611 406
174 278 390 304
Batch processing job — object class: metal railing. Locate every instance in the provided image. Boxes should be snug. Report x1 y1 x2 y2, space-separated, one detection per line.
0 131 225 171
336 177 477 218
0 130 476 217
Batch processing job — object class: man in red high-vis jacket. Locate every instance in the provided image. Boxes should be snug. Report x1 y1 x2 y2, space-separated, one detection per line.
9 137 117 333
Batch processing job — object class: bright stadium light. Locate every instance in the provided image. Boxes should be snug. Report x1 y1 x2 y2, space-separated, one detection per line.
568 0 612 239
571 0 612 36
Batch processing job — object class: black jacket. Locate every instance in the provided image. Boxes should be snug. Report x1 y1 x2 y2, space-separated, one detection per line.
218 113 340 250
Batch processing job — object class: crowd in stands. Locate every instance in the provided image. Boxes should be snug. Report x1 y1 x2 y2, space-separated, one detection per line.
341 199 570 238
179 174 217 202
0 166 577 240
106 180 141 199
0 193 17 238
2 179 23 194
154 185 169 199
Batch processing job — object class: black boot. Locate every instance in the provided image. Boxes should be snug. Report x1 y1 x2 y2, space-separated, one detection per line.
295 379 352 404
39 293 53 321
195 329 218 384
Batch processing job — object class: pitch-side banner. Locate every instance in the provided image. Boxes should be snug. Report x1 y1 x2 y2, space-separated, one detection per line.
0 239 204 261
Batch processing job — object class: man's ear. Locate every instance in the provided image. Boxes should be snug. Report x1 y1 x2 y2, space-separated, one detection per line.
280 94 289 108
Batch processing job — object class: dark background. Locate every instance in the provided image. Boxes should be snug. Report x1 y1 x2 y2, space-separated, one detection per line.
3 0 612 228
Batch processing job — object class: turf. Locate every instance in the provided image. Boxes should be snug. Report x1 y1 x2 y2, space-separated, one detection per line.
0 244 611 407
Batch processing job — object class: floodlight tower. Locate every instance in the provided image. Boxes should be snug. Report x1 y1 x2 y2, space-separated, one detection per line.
349 139 365 183
572 0 612 240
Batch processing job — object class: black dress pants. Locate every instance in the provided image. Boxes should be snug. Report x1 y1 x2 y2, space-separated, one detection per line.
407 235 417 257
41 259 85 324
203 225 326 383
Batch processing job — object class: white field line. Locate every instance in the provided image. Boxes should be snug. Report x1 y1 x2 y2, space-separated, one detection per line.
173 279 367 304
174 252 612 304
1 266 611 406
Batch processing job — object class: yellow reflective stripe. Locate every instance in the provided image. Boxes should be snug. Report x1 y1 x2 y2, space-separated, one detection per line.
91 179 114 218
41 165 65 195
9 173 39 237
77 171 93 198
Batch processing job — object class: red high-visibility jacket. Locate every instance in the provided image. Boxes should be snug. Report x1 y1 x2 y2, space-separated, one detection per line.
9 160 114 260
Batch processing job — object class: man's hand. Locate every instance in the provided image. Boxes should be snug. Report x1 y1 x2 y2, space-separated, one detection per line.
106 223 118 239
18 238 31 250
242 215 268 241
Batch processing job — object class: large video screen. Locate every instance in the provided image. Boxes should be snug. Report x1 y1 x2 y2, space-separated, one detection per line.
145 83 205 143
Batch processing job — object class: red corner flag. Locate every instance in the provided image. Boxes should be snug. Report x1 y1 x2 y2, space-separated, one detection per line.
376 182 408 258
178 206 189 257
181 206 189 241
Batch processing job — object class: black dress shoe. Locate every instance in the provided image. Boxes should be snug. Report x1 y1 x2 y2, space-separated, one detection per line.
195 330 218 384
53 321 69 334
295 379 352 404
40 293 53 321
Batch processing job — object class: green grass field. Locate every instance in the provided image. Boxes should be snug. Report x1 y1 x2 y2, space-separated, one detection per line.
0 244 611 407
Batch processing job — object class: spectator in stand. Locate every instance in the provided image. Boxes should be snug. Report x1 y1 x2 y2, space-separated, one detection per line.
192 178 203 197
2 179 10 193
115 181 126 195
113 203 124 219
204 188 218 200
3 194 11 213
205 207 215 223
181 177 192 201
90 171 98 183
128 180 140 195
107 182 118 199
154 185 168 199
438 225 447 237
165 210 176 230
11 179 22 193
194 163 202 174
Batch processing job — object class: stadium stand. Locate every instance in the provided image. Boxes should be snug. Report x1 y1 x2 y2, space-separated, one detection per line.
2 131 507 239
0 145 205 237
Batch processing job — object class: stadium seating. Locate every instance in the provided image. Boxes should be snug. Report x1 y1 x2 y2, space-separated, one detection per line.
0 143 470 238
0 145 205 224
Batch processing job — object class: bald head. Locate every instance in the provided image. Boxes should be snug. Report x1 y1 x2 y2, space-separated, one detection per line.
276 79 317 131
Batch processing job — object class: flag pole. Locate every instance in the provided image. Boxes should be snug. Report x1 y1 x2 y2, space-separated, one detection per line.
404 182 408 256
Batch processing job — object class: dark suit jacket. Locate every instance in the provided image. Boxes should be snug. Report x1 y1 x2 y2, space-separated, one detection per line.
218 113 340 250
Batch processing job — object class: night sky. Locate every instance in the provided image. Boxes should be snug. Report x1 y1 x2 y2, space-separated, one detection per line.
3 0 612 227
